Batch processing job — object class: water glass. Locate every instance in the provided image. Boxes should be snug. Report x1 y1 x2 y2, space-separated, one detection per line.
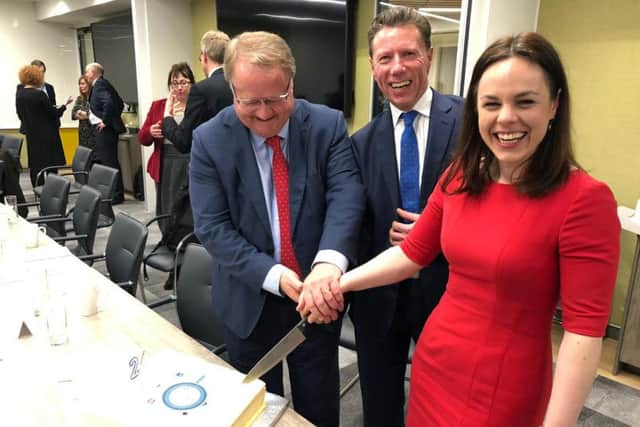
46 285 68 346
4 195 18 224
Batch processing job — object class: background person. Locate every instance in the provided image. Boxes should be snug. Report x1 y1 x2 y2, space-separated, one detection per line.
85 62 126 204
16 59 71 134
138 62 196 289
71 75 94 149
189 31 364 426
299 32 620 427
15 65 68 187
350 7 463 426
162 30 233 153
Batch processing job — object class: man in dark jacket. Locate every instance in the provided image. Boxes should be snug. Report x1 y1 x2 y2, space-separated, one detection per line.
162 30 234 153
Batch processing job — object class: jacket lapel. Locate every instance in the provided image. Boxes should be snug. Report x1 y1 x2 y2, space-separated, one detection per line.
377 110 402 209
287 102 308 238
228 116 272 238
420 91 456 205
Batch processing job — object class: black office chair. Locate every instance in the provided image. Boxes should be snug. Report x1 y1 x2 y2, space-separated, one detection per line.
18 174 70 235
35 185 101 257
0 135 23 167
80 213 148 296
34 146 93 197
339 313 359 397
148 243 226 357
0 150 27 216
65 164 118 231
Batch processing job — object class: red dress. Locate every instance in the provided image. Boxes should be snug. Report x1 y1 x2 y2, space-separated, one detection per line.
401 170 620 427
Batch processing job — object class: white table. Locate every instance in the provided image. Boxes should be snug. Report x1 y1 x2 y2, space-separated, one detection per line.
0 203 310 426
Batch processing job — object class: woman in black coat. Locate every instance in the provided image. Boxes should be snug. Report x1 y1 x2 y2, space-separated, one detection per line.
15 65 69 187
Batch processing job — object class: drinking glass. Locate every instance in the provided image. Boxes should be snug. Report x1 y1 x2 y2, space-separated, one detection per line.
4 195 18 224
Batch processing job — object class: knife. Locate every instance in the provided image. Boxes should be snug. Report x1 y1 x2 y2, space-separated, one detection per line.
242 318 308 383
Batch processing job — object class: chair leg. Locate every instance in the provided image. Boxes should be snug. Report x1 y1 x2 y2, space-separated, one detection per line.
340 373 360 398
138 271 147 304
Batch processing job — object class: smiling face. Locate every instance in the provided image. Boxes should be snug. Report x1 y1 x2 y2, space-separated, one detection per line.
231 58 294 138
477 57 559 183
370 24 432 111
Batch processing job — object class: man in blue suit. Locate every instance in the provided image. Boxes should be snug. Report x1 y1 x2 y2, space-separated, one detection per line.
350 7 463 426
189 31 364 427
85 62 126 203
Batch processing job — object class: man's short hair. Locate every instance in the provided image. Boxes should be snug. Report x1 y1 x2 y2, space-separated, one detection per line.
200 30 230 64
30 59 46 72
86 62 104 76
368 6 432 56
223 31 296 83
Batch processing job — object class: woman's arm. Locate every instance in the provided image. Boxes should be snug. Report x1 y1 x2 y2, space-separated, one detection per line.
543 331 601 426
341 246 421 292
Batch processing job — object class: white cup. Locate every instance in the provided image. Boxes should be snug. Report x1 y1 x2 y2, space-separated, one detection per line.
77 284 99 317
24 223 47 249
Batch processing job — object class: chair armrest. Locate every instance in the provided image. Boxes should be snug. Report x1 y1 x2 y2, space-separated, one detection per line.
145 214 171 227
52 233 87 243
78 253 106 263
147 295 176 309
60 170 89 180
32 216 72 225
28 214 65 223
16 201 39 208
36 164 70 183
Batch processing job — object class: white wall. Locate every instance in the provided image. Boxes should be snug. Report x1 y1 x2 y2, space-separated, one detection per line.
131 0 192 212
0 1 80 129
462 0 540 94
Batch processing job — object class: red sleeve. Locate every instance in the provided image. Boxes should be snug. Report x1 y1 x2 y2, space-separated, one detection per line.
559 175 621 337
400 175 446 267
138 99 166 146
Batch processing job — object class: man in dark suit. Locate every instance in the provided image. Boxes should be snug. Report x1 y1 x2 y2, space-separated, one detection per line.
349 7 463 426
85 62 126 203
16 59 71 133
189 31 364 427
162 30 233 153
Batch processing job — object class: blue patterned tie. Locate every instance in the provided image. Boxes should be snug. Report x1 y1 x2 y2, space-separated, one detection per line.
400 110 420 213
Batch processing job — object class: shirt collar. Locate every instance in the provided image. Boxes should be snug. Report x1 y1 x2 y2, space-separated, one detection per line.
208 66 223 78
250 120 291 150
390 86 433 126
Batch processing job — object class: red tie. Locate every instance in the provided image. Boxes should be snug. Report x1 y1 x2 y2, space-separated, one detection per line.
265 136 301 276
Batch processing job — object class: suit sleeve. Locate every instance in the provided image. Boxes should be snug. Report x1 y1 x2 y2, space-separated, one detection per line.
162 85 205 153
190 128 278 295
316 112 366 266
138 100 164 146
93 81 117 125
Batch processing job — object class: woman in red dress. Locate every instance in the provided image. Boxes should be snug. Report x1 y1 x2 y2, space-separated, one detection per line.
299 32 620 426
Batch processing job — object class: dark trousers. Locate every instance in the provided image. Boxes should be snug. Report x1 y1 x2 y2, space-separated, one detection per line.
354 281 427 427
92 126 123 202
224 295 341 427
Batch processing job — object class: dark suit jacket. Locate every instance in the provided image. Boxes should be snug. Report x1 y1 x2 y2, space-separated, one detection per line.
350 89 463 336
190 99 365 339
16 83 65 132
89 77 126 134
162 68 233 153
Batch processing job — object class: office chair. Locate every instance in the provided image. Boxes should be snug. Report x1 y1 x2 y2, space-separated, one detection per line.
34 146 92 197
80 213 148 296
65 164 119 231
148 243 227 357
34 185 101 257
18 174 70 235
0 135 23 167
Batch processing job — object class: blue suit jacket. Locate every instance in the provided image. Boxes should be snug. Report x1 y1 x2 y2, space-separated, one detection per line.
351 89 463 336
190 99 365 339
89 77 126 134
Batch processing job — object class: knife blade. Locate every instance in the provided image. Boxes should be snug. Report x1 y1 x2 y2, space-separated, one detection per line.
242 318 308 384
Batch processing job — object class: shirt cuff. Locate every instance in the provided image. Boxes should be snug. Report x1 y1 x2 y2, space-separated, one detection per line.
262 264 286 297
312 249 348 274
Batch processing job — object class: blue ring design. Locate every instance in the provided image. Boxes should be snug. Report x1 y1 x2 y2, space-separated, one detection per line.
162 382 207 410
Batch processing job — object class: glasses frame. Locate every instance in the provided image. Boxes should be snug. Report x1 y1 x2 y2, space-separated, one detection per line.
170 80 191 89
231 80 291 109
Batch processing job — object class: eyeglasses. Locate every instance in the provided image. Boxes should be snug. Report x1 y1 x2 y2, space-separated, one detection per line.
171 80 191 88
231 80 291 109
